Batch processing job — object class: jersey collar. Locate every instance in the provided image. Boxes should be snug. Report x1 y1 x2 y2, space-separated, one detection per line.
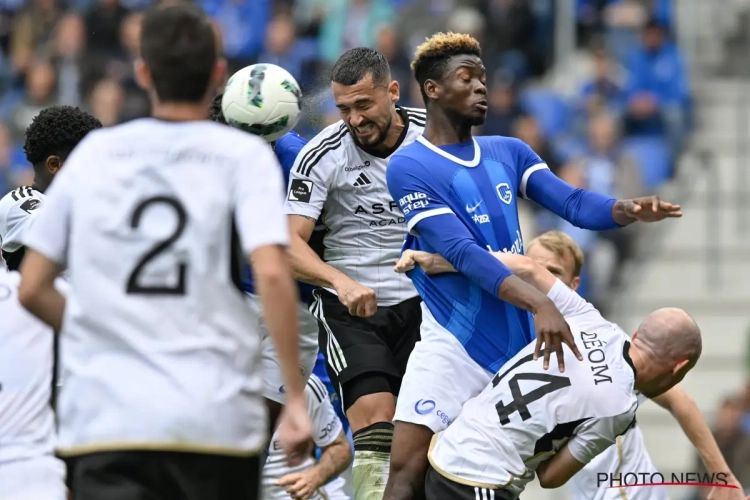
622 340 637 378
416 135 481 167
354 106 411 159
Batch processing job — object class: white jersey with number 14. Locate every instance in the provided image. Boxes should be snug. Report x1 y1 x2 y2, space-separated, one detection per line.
429 280 639 498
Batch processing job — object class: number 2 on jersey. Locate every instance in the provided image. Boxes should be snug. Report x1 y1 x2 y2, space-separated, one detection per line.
126 196 188 296
491 353 571 425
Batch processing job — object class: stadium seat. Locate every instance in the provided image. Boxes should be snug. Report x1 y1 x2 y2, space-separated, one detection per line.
621 136 673 190
519 89 572 139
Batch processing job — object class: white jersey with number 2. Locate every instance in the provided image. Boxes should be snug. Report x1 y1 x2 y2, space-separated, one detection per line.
23 118 289 457
429 279 639 498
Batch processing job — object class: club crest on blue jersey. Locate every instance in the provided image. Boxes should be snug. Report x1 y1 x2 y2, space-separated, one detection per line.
496 183 513 205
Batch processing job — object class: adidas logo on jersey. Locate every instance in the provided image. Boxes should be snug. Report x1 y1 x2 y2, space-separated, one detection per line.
353 173 371 187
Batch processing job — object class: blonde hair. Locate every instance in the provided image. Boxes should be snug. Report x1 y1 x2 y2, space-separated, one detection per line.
528 231 584 277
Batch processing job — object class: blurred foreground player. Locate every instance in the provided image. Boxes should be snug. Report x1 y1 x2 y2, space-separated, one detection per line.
209 94 320 435
17 5 311 500
0 106 102 271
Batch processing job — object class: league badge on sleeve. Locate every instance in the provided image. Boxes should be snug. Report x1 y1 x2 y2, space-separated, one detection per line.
288 179 313 203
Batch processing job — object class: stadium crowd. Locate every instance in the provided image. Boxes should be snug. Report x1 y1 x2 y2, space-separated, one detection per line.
0 0 689 304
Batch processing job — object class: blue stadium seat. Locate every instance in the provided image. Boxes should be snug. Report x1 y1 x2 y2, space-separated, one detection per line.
519 89 572 139
621 136 673 190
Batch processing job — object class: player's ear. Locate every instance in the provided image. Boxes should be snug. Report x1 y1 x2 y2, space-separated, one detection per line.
134 58 152 92
671 358 689 376
423 79 439 101
569 276 580 292
46 155 62 175
388 79 399 104
210 57 228 93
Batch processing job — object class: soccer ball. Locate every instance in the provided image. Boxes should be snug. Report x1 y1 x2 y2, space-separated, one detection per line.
221 64 302 142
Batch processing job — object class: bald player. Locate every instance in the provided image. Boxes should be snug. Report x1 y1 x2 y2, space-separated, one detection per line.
396 233 744 499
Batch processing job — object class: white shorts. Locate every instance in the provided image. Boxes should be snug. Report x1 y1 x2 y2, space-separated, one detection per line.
0 456 67 500
394 303 492 433
247 293 319 404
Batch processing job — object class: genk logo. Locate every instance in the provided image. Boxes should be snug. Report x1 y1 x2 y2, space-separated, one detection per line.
414 399 436 415
496 183 513 205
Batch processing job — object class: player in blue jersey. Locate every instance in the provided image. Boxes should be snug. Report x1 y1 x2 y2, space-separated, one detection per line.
383 33 683 500
209 94 321 437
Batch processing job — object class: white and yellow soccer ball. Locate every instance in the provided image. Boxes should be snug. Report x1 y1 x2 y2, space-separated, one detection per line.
221 63 302 142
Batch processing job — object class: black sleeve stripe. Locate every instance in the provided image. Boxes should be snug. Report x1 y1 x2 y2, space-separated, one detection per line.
306 377 326 403
10 189 18 201
25 187 34 198
295 124 347 176
299 130 348 177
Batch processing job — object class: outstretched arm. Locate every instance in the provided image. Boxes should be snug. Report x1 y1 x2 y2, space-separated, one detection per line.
395 250 557 294
652 387 744 496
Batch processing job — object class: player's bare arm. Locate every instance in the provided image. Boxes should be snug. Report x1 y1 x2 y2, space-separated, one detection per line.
17 249 66 331
276 429 353 500
396 250 557 293
287 214 376 317
535 446 587 489
252 243 312 466
651 386 745 497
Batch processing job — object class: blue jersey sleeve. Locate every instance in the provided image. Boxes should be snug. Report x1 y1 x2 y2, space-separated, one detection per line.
274 131 307 186
387 155 513 296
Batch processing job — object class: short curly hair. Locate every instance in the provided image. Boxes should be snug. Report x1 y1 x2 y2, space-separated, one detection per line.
23 106 103 167
208 93 226 124
411 32 482 103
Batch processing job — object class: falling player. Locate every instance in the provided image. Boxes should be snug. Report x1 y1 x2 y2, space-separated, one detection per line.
396 249 702 499
283 47 426 499
396 233 747 500
0 106 102 271
0 105 100 500
384 32 683 500
17 4 310 499
209 94 321 436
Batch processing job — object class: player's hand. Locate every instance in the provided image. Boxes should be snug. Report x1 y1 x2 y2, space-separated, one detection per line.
276 395 313 467
533 299 583 372
621 196 682 222
334 278 376 317
394 250 457 274
706 475 745 500
276 470 320 500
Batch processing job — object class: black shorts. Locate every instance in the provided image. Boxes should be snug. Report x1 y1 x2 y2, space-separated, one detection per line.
311 289 422 410
425 465 514 500
65 450 261 500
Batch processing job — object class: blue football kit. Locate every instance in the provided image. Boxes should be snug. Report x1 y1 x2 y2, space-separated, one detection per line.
387 135 620 373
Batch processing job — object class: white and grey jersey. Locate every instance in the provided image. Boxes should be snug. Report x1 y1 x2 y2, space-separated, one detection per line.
284 106 425 306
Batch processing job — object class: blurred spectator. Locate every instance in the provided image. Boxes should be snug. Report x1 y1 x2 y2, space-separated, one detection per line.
89 78 123 126
692 396 750 498
258 13 318 91
8 60 58 144
396 0 456 64
200 0 270 72
113 11 149 121
512 114 563 175
375 26 411 90
318 0 393 65
9 0 58 77
579 49 626 120
85 0 128 58
51 13 85 107
481 73 524 138
479 0 535 81
623 19 689 155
